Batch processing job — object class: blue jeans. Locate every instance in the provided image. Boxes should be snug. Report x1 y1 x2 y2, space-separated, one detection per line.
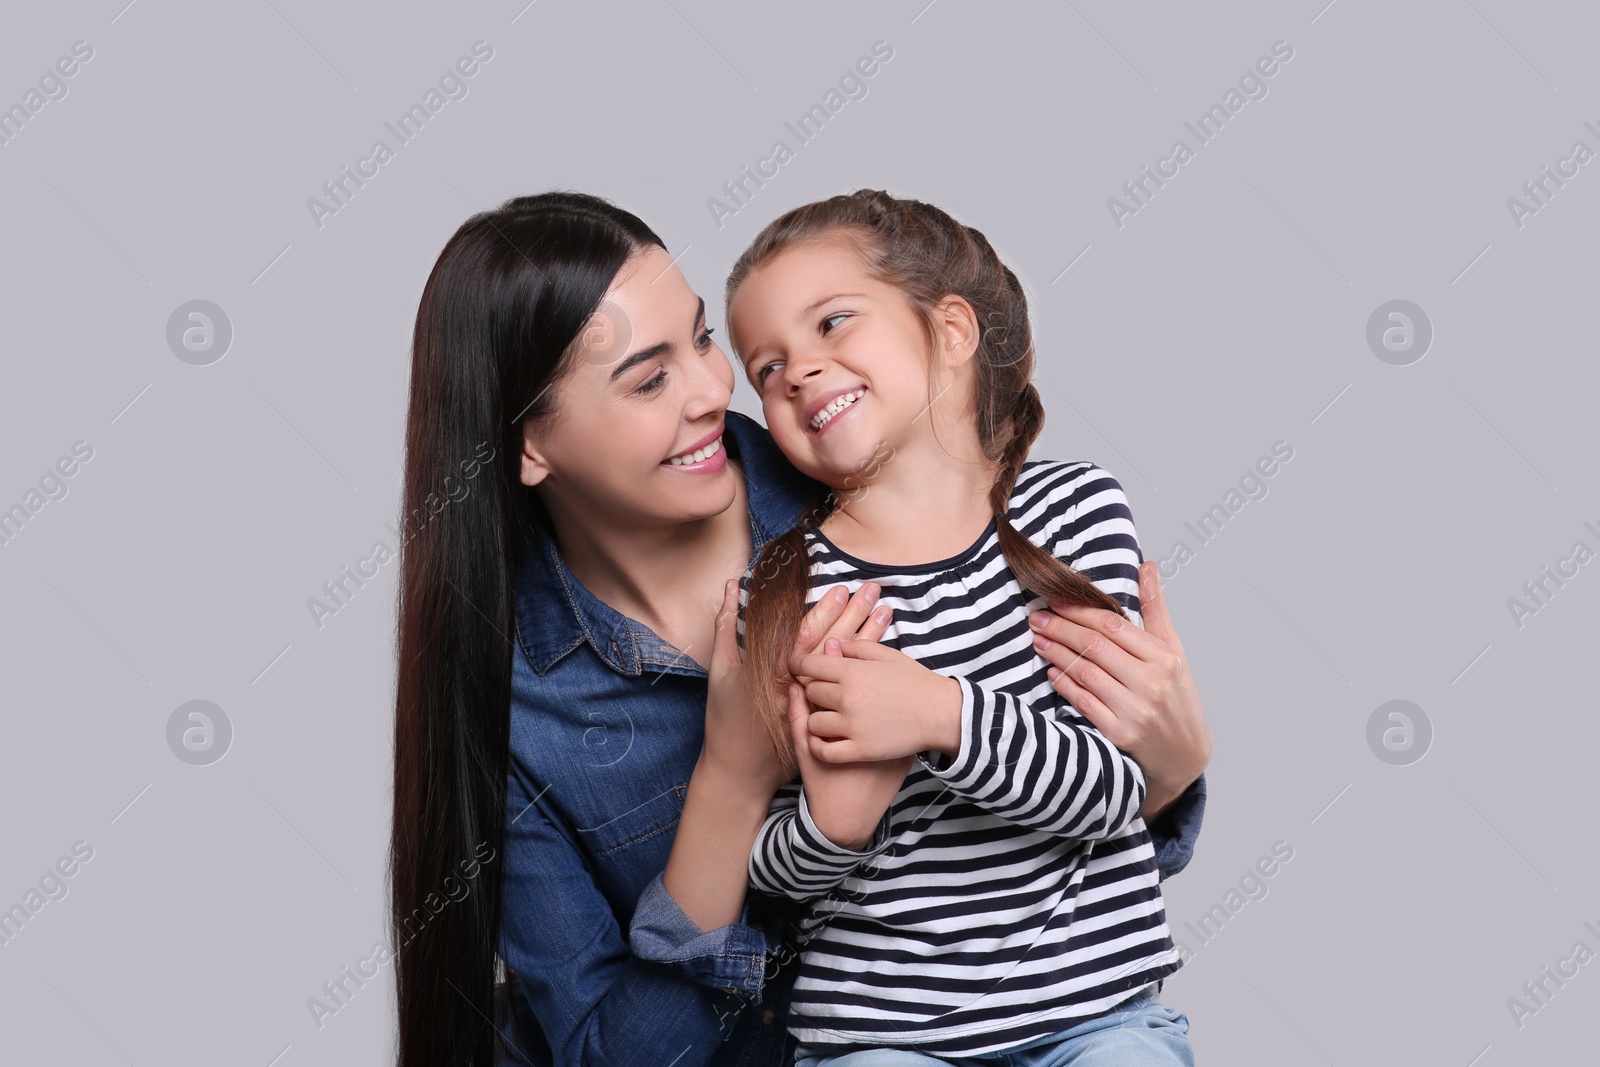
792 985 1192 1067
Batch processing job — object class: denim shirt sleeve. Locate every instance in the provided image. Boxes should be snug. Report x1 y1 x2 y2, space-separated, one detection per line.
1147 771 1207 880
500 764 767 1067
628 870 769 994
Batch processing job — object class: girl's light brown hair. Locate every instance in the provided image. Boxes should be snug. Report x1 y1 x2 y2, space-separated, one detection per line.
728 189 1130 778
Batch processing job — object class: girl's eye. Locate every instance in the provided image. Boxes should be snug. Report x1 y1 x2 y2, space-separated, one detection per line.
635 369 667 396
820 312 849 335
755 361 783 388
696 326 716 350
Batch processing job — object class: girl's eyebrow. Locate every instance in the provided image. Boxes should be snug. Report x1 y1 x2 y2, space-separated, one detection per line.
798 292 866 320
738 292 867 373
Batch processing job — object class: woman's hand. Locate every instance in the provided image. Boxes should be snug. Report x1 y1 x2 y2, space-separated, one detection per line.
703 579 893 795
1028 561 1212 818
792 638 961 762
784 646 914 851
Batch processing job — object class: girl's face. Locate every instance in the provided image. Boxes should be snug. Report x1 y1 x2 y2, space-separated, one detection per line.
520 245 740 527
728 237 951 487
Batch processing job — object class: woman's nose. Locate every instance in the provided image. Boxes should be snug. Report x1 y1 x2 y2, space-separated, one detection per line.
682 345 734 417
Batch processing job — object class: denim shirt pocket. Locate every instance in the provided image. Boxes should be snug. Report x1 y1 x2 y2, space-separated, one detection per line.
573 781 688 856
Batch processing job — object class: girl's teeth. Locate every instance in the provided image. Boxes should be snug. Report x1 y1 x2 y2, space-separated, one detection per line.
812 390 864 430
667 435 722 465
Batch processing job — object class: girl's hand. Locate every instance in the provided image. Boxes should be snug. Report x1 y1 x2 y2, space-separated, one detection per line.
785 648 913 851
1028 561 1213 816
704 579 892 794
792 638 961 763
787 582 894 686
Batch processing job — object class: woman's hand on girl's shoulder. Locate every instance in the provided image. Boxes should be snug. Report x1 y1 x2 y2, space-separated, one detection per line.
1028 561 1212 805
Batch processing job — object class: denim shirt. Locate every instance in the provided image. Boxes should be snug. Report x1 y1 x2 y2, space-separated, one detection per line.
497 409 1208 1067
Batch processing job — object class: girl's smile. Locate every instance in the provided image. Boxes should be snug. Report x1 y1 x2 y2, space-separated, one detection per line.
805 386 867 436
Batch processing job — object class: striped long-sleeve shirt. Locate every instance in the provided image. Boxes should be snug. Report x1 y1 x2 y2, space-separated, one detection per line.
737 460 1182 1056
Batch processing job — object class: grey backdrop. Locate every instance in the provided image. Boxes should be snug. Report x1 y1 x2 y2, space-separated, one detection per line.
2 1 1596 1063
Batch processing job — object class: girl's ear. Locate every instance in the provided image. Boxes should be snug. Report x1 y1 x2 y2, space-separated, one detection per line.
934 294 981 369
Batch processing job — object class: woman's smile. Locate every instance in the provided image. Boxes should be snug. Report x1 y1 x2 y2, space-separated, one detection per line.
662 421 729 472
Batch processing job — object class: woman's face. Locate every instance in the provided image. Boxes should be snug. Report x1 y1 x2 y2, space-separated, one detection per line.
520 245 740 527
727 237 951 488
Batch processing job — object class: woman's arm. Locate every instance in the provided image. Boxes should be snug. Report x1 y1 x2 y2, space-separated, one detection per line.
661 578 891 929
501 759 758 1067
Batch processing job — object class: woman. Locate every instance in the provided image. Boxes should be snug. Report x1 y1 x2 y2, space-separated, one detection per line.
390 191 1212 1067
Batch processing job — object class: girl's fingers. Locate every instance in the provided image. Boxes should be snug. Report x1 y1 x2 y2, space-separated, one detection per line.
795 648 850 683
810 735 859 764
838 638 896 661
805 709 848 737
792 584 883 676
801 679 844 711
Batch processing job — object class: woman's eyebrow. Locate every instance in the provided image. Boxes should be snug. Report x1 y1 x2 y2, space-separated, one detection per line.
607 295 707 384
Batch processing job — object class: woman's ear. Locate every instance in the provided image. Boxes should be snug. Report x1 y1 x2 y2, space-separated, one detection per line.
519 424 553 487
934 294 981 369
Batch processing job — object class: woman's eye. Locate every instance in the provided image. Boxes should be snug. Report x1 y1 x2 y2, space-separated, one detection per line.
696 326 716 350
820 312 849 335
636 369 667 395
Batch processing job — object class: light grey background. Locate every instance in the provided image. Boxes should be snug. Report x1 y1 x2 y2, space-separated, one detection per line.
2 1 1595 1063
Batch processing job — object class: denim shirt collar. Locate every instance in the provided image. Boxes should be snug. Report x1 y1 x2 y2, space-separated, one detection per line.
513 408 822 677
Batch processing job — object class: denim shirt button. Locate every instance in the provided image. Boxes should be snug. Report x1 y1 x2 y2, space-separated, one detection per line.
761 1008 776 1027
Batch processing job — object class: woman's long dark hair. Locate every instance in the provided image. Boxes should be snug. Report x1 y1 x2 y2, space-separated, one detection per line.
392 191 664 1067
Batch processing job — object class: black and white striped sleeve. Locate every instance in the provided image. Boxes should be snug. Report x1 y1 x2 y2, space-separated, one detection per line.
747 780 893 902
918 678 1147 839
914 462 1150 839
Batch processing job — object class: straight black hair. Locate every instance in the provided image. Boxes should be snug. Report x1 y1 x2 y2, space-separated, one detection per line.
392 192 664 1066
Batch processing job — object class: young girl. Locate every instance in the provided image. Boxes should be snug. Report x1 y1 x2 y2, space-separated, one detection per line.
730 191 1192 1065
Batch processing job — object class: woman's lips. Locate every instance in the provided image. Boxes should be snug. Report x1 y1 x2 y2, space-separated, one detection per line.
662 432 727 472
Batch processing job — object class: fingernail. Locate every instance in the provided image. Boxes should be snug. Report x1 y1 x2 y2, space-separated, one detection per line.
1029 611 1050 628
830 586 848 604
1033 633 1050 650
873 606 891 625
863 582 880 603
